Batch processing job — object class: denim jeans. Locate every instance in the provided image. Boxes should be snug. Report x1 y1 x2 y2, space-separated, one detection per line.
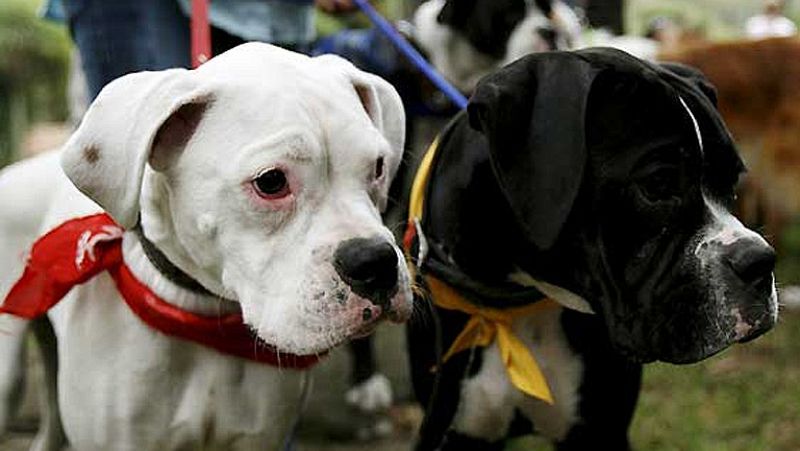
63 0 193 100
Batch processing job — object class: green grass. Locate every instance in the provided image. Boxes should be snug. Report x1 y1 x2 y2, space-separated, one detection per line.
632 310 800 450
630 229 800 450
507 310 800 450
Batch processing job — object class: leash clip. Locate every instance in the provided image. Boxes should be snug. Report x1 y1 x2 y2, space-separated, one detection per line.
414 218 429 270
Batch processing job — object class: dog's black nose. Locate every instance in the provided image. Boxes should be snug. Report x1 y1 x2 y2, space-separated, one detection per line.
333 237 398 305
727 239 776 292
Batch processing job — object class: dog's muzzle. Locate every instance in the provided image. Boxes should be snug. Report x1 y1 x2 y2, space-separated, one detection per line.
333 236 399 309
723 236 776 342
726 237 775 294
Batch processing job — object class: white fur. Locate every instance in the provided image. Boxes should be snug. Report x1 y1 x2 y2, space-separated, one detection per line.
452 343 519 441
452 307 582 442
413 0 582 93
0 43 412 450
345 373 393 413
695 198 779 325
508 270 594 314
413 0 499 93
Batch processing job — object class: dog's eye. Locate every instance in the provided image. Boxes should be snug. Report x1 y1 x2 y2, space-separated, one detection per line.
638 167 681 202
375 156 385 180
253 168 290 199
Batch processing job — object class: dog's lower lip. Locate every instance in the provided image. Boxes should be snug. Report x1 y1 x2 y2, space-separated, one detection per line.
251 334 331 357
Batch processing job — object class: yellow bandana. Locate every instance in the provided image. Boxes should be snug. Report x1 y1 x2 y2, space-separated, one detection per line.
406 139 556 404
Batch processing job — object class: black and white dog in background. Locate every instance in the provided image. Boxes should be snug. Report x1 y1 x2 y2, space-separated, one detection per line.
406 48 777 450
413 0 583 93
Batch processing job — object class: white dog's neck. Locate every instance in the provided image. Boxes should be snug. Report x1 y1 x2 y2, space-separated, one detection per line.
121 233 240 316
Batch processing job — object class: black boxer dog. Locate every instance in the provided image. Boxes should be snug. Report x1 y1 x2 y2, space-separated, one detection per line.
406 48 777 450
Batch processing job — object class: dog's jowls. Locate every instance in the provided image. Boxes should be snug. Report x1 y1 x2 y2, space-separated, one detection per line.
407 49 777 450
0 43 412 450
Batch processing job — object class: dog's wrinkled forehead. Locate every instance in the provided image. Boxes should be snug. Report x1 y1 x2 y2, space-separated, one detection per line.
60 42 404 228
196 43 359 114
466 48 744 249
584 68 702 171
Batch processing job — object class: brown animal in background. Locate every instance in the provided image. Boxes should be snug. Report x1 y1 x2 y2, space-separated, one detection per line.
661 37 800 245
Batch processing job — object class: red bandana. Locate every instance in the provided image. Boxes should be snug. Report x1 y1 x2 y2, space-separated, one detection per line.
0 213 322 369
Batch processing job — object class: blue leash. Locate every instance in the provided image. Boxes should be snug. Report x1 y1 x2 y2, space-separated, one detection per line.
351 0 469 110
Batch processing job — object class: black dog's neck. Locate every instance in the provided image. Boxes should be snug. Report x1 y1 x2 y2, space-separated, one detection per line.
131 224 217 297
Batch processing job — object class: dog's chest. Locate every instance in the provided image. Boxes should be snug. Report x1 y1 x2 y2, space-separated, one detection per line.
452 307 583 442
515 308 584 440
160 359 310 449
54 276 309 450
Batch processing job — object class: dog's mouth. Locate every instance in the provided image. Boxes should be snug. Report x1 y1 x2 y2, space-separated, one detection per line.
600 277 778 365
236 264 413 357
244 328 329 367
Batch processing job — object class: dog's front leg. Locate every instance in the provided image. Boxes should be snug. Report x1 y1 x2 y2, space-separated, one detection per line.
28 316 67 451
552 310 642 451
442 343 521 450
413 350 512 451
409 306 515 451
0 315 26 435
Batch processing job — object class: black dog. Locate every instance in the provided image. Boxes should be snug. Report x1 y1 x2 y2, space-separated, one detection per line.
406 48 777 450
435 0 568 57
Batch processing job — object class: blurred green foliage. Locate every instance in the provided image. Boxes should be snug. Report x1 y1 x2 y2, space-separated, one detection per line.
315 0 410 37
632 309 800 450
628 0 800 39
0 0 70 165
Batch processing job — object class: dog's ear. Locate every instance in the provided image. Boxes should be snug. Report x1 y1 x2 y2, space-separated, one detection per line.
313 54 406 211
61 69 212 228
468 53 599 250
659 62 718 106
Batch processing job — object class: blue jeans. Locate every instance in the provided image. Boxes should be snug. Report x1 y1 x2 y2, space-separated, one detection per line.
312 28 399 78
63 0 192 100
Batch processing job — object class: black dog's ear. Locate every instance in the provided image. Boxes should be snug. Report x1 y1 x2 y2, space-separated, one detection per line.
468 53 600 250
659 62 718 106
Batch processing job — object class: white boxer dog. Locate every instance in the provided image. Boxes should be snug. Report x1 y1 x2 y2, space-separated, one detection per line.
0 43 412 451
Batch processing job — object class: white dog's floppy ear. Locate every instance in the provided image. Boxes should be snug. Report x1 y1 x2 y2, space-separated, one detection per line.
350 70 406 160
61 69 212 228
312 54 406 209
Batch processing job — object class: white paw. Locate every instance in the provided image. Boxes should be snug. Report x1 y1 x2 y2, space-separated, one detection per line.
345 373 393 413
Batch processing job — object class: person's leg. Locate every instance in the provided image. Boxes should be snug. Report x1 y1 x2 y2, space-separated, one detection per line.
63 0 191 100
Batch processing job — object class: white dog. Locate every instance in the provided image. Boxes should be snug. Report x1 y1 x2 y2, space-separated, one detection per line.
0 43 412 451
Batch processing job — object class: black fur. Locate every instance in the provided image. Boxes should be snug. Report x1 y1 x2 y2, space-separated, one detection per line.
437 0 528 58
406 48 772 449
